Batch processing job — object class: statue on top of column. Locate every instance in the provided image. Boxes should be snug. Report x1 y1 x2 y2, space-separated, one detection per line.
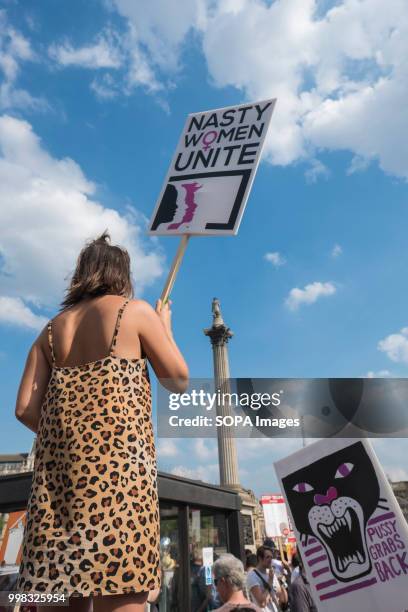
212 297 224 326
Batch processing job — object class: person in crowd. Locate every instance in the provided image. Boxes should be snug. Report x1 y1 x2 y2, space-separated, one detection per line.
246 546 288 612
194 555 222 611
213 554 261 611
288 553 317 612
271 550 291 591
245 555 258 573
14 232 189 612
271 550 283 578
290 552 300 582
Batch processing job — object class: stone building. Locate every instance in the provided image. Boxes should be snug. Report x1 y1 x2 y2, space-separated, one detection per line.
392 481 408 522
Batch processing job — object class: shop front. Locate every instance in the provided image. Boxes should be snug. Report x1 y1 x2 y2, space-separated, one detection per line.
0 470 244 611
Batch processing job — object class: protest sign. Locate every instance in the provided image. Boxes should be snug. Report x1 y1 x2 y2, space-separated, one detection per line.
274 438 408 612
149 99 276 236
261 494 290 538
203 547 214 585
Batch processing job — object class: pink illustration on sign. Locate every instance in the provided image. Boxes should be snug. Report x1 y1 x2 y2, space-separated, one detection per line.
314 486 337 506
168 182 202 230
202 130 218 150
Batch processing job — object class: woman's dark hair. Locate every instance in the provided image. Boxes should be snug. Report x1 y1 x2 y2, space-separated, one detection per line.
245 554 257 570
61 231 134 309
291 551 301 568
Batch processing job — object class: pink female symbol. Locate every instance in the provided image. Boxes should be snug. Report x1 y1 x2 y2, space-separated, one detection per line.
202 130 218 150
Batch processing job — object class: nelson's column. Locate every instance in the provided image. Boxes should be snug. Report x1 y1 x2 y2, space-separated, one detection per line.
204 298 264 550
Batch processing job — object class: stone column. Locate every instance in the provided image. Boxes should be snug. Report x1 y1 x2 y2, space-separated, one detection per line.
204 298 240 489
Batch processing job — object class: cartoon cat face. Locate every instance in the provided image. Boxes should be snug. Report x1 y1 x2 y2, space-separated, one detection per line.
282 442 380 582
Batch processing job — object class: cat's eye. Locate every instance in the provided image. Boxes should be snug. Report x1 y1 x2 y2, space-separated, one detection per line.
293 482 314 493
335 462 354 478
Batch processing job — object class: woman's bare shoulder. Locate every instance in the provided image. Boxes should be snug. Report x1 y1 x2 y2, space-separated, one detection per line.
127 298 155 317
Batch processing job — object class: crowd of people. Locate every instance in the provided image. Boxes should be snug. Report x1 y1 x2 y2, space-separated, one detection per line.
208 542 317 612
144 540 317 612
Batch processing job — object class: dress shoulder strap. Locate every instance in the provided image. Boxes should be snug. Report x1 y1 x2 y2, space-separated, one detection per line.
109 300 130 357
47 320 56 366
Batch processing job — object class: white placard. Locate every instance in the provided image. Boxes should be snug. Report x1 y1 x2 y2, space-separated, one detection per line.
202 546 214 567
149 99 276 235
274 438 408 612
4 526 24 565
203 546 214 586
261 494 290 538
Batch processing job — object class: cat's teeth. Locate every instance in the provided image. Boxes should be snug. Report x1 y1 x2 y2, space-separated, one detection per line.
345 510 352 532
357 551 364 563
340 517 346 527
329 525 335 536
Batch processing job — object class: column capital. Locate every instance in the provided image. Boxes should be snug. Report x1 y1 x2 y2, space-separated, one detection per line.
203 324 233 346
203 297 234 346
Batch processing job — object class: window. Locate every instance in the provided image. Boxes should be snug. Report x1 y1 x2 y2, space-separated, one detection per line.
158 503 181 611
189 508 227 612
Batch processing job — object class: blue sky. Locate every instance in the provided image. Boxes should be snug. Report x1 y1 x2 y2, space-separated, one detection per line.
1 0 408 495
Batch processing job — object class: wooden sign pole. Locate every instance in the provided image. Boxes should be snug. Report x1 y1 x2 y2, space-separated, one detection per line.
160 234 190 305
278 536 284 560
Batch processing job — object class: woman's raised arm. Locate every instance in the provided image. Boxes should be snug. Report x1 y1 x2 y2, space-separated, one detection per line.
134 299 189 393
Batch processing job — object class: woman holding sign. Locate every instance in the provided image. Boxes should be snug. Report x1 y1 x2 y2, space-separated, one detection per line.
14 232 189 612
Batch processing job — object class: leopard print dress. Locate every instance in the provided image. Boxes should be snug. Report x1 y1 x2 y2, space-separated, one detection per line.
17 300 160 597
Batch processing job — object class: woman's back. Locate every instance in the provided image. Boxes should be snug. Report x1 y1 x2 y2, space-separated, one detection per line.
49 295 144 367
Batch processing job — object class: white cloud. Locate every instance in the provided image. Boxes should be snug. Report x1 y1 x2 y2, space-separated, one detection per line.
49 23 165 96
365 369 392 378
90 73 119 100
0 296 47 330
285 281 336 311
45 0 408 177
264 251 286 267
112 0 206 72
305 159 330 183
98 0 408 178
0 114 164 324
157 439 180 458
0 11 46 111
48 1 206 97
386 466 408 482
347 155 371 175
193 438 216 461
331 243 342 258
378 327 408 364
201 0 408 178
171 463 219 483
49 31 123 69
